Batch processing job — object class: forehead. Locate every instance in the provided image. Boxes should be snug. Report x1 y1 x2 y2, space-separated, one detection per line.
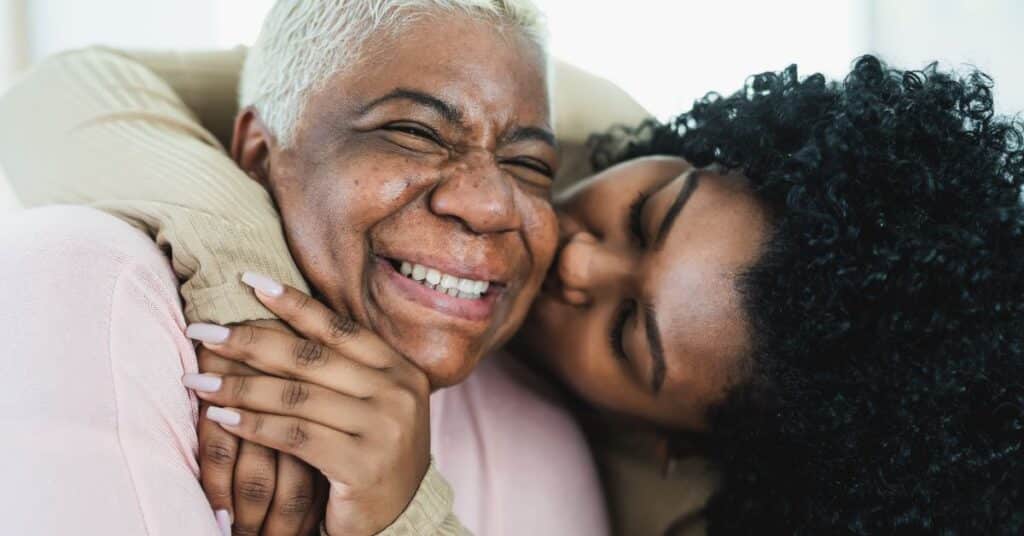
321 12 550 129
647 171 767 394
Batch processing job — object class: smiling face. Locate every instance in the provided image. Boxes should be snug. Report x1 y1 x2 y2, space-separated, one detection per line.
516 156 770 430
234 13 558 388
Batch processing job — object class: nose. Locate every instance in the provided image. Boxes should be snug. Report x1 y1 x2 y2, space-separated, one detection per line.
429 152 520 234
556 231 635 304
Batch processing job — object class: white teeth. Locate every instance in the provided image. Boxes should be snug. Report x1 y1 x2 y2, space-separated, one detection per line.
397 261 491 300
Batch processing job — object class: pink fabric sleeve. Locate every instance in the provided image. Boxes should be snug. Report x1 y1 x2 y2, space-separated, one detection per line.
0 206 221 535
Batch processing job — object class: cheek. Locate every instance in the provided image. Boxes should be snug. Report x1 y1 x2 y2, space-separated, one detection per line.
520 195 559 278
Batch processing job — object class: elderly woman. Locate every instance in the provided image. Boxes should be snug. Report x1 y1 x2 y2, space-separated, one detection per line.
0 1 640 535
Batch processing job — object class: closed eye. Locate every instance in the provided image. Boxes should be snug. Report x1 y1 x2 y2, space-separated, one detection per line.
627 190 650 248
383 122 444 145
503 157 554 179
609 299 636 362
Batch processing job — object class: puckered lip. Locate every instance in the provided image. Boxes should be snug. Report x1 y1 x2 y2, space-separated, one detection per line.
373 248 513 285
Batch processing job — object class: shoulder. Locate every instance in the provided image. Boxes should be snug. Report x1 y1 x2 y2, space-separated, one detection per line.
0 206 180 308
432 353 610 534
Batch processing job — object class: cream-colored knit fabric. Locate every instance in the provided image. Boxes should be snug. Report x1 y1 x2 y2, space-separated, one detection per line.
0 47 308 323
321 462 469 536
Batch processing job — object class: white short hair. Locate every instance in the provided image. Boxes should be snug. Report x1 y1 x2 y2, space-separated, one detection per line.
240 0 549 146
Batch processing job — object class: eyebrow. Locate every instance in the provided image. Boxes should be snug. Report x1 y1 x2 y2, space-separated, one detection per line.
655 169 702 248
643 302 667 393
358 88 464 125
501 126 557 150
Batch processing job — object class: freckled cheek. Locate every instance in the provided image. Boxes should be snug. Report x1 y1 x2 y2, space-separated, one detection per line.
521 199 559 279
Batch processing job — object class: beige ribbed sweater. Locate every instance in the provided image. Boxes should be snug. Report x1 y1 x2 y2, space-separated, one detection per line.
0 47 650 535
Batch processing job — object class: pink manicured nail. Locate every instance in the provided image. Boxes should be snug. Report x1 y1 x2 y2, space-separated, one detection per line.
186 323 230 344
206 406 241 426
214 508 232 535
182 373 222 392
242 271 284 297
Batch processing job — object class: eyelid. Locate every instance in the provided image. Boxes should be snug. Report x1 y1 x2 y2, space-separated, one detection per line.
608 299 636 362
384 121 444 145
503 156 554 179
627 191 650 248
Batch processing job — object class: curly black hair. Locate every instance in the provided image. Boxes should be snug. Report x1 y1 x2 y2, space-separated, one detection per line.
590 56 1024 534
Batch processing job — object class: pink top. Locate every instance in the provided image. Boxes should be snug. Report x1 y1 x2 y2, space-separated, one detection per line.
0 206 609 535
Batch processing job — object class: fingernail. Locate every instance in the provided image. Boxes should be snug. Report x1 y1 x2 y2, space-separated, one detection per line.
186 323 230 344
242 271 284 297
214 508 232 535
182 373 222 392
206 406 241 426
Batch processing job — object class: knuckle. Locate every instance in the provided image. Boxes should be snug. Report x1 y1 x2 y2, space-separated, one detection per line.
389 386 420 414
280 380 310 410
325 311 359 342
286 422 310 450
252 413 266 435
239 324 258 346
230 376 250 402
237 474 274 503
293 292 312 313
232 526 261 536
292 339 328 369
275 489 315 516
201 438 238 467
378 415 404 444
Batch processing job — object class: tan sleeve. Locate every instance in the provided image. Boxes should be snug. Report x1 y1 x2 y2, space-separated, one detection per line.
320 462 471 536
0 46 309 324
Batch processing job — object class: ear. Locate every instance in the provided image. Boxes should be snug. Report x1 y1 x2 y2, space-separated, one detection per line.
231 107 274 186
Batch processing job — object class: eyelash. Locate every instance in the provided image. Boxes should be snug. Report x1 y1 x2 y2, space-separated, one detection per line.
504 158 553 178
385 123 443 144
609 299 636 362
628 191 649 247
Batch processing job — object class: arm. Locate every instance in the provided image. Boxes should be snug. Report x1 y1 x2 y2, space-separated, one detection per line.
0 47 308 324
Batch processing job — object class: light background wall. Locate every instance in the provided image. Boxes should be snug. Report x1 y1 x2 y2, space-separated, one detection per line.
2 0 1023 212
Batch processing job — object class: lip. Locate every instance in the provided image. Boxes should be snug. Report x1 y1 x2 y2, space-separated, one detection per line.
375 257 502 322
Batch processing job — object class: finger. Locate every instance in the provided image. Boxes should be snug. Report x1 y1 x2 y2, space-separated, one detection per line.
298 474 329 536
262 454 316 535
205 405 362 487
241 272 400 369
197 403 239 520
186 323 386 398
231 441 276 536
198 346 261 376
187 374 375 434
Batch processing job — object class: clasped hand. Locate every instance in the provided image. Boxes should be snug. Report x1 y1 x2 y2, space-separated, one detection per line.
185 275 432 536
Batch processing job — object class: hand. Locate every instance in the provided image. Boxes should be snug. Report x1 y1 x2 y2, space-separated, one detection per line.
184 276 432 536
193 323 328 536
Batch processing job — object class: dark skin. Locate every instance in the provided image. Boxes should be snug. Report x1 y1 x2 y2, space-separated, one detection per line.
194 12 558 535
515 156 769 430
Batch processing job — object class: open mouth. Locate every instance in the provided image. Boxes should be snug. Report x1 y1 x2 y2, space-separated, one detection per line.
387 258 492 300
376 256 505 323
